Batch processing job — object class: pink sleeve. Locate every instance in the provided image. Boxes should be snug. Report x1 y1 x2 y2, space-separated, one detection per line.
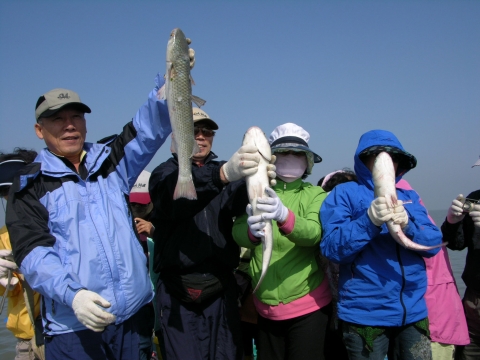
278 210 295 235
247 228 262 245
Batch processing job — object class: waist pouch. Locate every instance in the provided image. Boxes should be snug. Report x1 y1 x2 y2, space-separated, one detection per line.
161 271 230 304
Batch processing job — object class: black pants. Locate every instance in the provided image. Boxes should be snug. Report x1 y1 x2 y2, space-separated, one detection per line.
257 303 331 360
456 287 480 360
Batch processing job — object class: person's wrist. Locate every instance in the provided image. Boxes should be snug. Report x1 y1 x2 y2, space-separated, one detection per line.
220 165 229 184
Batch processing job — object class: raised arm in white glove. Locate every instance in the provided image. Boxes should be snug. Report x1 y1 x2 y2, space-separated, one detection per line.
391 200 409 228
256 187 289 223
446 194 466 224
221 145 276 184
470 204 480 229
368 197 393 227
246 204 266 238
0 249 19 290
72 289 117 332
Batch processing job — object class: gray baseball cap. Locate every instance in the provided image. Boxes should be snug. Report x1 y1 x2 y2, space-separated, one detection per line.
192 107 218 130
35 88 91 121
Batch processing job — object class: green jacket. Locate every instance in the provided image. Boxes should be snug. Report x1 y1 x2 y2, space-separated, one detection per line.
232 179 327 305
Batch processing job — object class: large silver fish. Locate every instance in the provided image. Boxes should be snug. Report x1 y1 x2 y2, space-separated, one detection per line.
372 152 445 251
162 28 205 200
242 127 273 293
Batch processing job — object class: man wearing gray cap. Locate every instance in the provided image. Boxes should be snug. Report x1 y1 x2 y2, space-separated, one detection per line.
149 108 276 360
6 73 172 360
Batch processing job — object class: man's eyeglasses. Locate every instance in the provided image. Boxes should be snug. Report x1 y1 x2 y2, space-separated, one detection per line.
194 127 215 137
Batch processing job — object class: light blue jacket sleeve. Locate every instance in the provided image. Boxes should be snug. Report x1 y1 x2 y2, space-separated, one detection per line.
21 247 85 307
114 73 172 191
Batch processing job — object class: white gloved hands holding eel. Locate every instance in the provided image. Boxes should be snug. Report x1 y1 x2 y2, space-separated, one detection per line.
246 187 289 238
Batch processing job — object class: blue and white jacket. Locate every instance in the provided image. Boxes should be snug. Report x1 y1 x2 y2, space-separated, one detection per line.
320 129 442 327
6 74 171 335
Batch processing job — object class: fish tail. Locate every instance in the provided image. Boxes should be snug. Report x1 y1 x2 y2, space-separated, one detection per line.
253 221 273 293
173 176 197 200
387 221 446 251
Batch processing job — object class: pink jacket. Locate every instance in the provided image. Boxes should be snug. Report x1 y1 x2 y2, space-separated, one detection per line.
397 180 469 345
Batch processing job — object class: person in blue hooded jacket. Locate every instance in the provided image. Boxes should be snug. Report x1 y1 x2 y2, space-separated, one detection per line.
320 130 443 360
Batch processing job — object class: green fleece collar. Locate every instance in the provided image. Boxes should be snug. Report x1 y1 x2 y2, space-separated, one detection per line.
273 178 305 192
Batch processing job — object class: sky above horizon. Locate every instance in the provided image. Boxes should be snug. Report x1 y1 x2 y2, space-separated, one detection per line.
1 1 479 226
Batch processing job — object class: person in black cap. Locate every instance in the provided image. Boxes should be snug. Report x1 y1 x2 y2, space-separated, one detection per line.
0 148 43 360
320 129 443 359
233 123 332 360
441 156 480 360
148 108 276 360
6 67 177 359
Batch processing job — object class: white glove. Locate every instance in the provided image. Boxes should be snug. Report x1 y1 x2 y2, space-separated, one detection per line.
222 145 262 182
391 200 409 228
267 155 277 187
257 187 289 223
446 194 466 224
72 290 116 332
186 38 195 69
470 204 480 228
0 249 19 290
368 197 393 227
246 204 266 238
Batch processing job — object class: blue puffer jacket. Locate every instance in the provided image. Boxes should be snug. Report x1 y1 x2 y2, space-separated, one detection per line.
320 129 442 327
6 74 171 335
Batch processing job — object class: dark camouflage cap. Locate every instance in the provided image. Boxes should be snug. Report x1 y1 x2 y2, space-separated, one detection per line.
359 145 417 171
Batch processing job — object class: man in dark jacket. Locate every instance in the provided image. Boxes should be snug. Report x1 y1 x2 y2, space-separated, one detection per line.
149 108 275 360
441 156 480 360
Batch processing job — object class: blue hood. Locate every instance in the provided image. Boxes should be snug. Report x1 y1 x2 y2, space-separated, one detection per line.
353 130 415 190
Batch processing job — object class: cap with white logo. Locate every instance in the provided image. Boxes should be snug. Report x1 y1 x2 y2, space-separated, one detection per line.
35 88 91 121
130 170 151 204
192 107 218 130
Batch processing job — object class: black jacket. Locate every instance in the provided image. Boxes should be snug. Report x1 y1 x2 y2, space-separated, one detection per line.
149 152 248 275
442 189 480 292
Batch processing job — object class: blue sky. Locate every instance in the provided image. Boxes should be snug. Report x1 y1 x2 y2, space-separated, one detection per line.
1 0 479 225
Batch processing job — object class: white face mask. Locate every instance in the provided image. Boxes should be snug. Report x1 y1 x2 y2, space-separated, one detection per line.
275 153 307 183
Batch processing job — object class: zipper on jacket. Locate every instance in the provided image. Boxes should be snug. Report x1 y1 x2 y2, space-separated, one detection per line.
396 243 407 325
203 209 210 236
42 298 53 335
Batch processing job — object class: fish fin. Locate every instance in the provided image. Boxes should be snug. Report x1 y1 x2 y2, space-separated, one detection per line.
191 94 206 108
190 74 196 86
173 177 197 200
191 138 200 157
170 136 177 154
167 61 176 80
